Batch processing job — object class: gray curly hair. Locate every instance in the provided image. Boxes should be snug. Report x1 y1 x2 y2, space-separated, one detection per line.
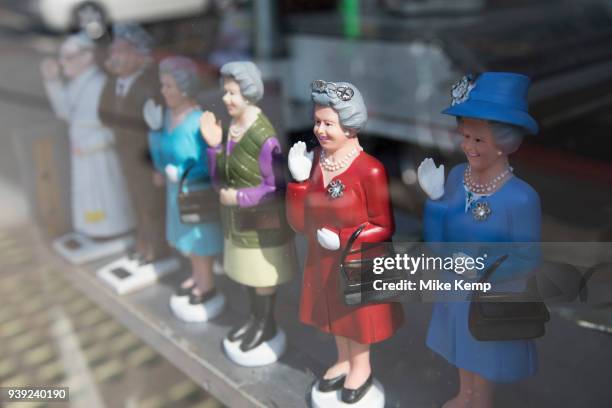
159 56 201 98
488 121 526 155
220 61 264 102
310 80 368 132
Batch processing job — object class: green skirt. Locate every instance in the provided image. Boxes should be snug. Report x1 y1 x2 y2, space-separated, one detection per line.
223 239 296 287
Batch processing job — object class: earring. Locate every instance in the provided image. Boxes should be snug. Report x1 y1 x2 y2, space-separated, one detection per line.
497 151 503 156
344 131 350 136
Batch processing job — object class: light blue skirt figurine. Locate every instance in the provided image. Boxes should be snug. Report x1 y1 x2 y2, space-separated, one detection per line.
145 56 224 323
418 72 541 408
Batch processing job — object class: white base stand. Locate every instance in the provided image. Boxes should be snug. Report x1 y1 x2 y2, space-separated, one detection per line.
311 378 385 408
96 256 180 295
223 328 286 367
52 232 133 265
169 292 226 322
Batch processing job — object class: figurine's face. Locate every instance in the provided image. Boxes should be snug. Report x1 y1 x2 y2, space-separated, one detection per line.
160 73 188 109
313 105 351 153
459 118 504 171
59 42 93 78
106 39 145 77
222 78 249 119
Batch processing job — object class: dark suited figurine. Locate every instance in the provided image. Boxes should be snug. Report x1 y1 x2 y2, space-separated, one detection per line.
96 24 179 294
99 23 171 264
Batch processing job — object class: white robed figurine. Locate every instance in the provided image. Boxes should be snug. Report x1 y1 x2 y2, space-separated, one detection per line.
41 34 134 238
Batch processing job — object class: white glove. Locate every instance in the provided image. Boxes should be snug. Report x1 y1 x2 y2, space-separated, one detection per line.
418 158 445 200
317 228 340 251
143 99 163 131
288 141 314 182
165 164 179 183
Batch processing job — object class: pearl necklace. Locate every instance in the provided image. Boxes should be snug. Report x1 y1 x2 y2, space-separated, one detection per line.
320 147 362 172
229 124 246 139
464 165 513 194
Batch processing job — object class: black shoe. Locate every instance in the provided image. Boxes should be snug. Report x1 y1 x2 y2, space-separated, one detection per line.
175 281 196 297
138 248 169 266
227 316 257 342
227 288 257 342
189 288 217 305
137 256 154 266
317 374 346 392
128 250 144 262
341 374 373 404
239 293 277 352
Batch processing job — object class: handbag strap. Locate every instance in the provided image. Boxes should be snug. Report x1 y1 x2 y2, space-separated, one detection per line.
470 254 508 302
339 224 367 283
179 162 195 195
339 224 366 268
477 254 509 284
578 262 610 302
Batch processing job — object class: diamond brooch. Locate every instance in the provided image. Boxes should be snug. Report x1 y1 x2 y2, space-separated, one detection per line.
451 75 475 106
472 201 491 221
327 179 345 199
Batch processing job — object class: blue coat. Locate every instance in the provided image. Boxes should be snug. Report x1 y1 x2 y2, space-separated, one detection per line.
424 163 541 383
148 109 222 257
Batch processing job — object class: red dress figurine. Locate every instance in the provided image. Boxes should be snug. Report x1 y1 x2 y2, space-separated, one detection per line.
287 152 403 342
286 80 403 407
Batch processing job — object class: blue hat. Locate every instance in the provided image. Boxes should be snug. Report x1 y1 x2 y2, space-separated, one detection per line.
442 72 539 134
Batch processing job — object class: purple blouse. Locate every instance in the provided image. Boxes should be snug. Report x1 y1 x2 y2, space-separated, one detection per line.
207 137 280 208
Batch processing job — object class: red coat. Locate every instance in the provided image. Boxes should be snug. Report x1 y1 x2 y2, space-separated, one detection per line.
286 150 404 344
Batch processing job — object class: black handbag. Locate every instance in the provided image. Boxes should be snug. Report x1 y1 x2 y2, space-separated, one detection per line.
178 164 220 224
232 199 284 232
339 224 415 306
468 254 550 341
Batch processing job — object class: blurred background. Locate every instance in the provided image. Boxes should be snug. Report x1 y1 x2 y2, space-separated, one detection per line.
1 0 612 407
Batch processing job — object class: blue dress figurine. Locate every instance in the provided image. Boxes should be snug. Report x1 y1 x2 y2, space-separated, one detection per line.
418 72 541 408
149 109 222 257
146 56 224 323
